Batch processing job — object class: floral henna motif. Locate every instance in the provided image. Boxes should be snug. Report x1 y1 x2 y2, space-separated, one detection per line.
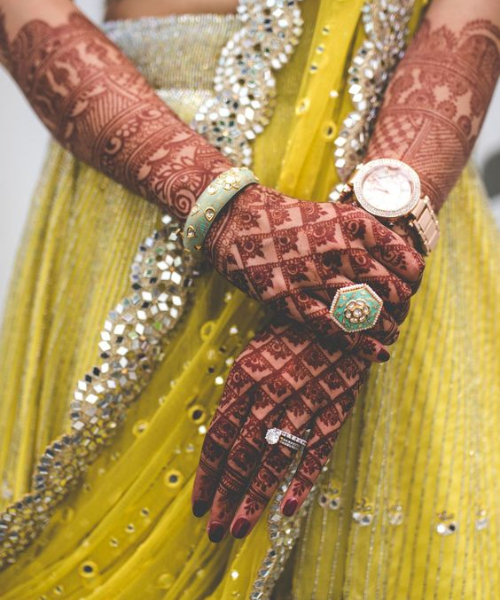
205 184 425 350
0 10 231 220
0 7 424 346
367 18 500 212
191 320 370 540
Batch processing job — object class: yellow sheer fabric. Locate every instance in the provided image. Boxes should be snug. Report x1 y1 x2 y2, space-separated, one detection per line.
0 2 499 598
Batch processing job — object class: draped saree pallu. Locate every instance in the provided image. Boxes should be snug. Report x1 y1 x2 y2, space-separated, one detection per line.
0 0 499 598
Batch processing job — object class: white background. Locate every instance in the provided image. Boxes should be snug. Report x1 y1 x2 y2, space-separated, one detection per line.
0 0 499 309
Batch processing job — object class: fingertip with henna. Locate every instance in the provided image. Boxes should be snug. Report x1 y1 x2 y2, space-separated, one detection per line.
208 521 225 543
192 500 209 518
282 498 298 517
231 517 251 539
377 348 391 362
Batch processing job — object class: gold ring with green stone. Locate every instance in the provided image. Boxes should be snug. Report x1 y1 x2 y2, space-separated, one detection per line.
329 284 383 333
183 167 259 253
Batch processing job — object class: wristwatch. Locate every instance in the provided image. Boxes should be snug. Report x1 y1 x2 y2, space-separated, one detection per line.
332 158 440 256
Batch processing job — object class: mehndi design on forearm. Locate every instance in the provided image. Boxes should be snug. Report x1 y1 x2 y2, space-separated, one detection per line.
0 10 231 220
0 7 424 349
367 18 500 212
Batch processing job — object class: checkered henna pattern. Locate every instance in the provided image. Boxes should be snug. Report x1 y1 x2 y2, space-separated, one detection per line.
0 7 423 354
191 320 370 540
205 184 425 351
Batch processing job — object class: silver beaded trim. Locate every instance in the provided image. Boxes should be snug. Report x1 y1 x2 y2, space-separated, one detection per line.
0 216 199 569
250 454 318 600
331 0 416 189
193 0 305 167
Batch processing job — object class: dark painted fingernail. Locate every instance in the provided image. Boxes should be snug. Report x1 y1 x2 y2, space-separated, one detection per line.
208 521 225 543
231 517 251 539
283 498 298 517
192 500 209 518
377 349 391 362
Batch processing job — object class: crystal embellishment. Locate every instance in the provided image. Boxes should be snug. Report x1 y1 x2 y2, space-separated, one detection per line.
331 0 416 186
475 510 489 531
265 428 281 445
0 216 199 569
193 0 305 167
352 498 374 526
435 511 458 536
317 481 342 511
250 452 317 600
204 207 216 221
387 504 404 526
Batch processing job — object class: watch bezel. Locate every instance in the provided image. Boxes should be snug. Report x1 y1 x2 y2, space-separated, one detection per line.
352 158 421 219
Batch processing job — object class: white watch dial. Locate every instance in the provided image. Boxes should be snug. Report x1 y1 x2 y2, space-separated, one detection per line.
353 158 421 219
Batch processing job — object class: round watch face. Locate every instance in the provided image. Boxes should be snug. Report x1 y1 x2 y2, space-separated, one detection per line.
352 158 421 219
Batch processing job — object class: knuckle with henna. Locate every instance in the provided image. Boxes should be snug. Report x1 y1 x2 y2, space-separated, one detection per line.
381 317 400 342
266 446 293 474
209 417 239 446
230 440 262 474
240 487 268 517
201 434 226 464
253 465 280 496
396 281 413 303
290 470 313 499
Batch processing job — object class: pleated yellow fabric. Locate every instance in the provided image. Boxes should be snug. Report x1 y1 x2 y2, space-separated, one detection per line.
0 2 499 599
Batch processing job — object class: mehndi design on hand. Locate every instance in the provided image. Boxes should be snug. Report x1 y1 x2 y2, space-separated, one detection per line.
191 319 370 541
0 8 424 358
205 184 425 358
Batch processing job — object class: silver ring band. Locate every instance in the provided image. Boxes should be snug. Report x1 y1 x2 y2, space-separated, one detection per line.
265 428 307 451
280 438 302 451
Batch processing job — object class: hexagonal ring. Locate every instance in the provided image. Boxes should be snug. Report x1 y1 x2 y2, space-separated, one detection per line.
329 284 383 333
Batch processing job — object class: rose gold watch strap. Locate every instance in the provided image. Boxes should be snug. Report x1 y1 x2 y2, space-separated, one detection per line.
331 181 440 256
409 196 440 256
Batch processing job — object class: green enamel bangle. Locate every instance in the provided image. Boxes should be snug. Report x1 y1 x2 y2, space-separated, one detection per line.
183 167 259 253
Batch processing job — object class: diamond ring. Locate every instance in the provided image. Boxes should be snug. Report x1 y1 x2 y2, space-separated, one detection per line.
265 428 307 452
329 283 383 333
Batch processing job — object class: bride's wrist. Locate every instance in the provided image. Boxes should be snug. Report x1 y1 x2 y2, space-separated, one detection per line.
390 220 420 252
202 181 269 271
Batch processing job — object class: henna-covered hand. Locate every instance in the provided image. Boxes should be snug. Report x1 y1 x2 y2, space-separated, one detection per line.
205 184 425 360
191 319 370 542
0 4 424 363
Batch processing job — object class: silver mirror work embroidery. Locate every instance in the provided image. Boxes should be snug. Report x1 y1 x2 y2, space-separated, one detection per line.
331 0 416 191
250 453 317 600
0 216 199 568
0 0 307 575
193 0 305 166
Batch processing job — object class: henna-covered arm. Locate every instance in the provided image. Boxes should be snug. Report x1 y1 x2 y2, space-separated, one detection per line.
367 0 500 214
0 0 232 221
0 1 427 362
